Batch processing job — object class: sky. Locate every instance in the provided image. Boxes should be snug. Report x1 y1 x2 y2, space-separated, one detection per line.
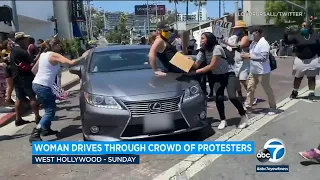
92 1 239 19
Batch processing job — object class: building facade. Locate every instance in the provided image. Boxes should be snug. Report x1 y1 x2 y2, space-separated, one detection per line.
242 0 284 42
0 1 74 41
177 7 208 22
105 12 134 30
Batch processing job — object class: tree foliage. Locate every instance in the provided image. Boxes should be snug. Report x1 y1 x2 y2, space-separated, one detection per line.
105 14 130 43
265 0 320 27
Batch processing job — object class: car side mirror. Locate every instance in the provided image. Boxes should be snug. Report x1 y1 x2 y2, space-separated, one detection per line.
69 65 82 77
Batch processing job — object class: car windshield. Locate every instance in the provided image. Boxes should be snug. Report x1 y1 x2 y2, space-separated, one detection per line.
89 48 163 73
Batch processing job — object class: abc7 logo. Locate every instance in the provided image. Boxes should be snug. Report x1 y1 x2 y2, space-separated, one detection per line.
256 138 286 163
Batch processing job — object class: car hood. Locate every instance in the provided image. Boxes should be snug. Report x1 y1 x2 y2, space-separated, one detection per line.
84 69 198 97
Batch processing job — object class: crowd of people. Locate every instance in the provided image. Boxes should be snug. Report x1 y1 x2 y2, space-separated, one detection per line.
148 21 278 130
0 31 88 143
148 20 320 162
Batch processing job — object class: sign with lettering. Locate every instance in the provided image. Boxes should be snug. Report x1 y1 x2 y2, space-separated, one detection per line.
213 20 232 44
71 0 86 22
192 27 213 50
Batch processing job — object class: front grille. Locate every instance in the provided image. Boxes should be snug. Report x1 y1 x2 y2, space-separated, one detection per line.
122 96 181 117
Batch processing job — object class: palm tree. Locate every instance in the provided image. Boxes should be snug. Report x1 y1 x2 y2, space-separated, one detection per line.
183 0 189 23
194 0 207 22
168 0 179 29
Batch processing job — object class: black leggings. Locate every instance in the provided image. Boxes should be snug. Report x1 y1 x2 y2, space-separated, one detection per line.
211 72 246 120
198 72 214 95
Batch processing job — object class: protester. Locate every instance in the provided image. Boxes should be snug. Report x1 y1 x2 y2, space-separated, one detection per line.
29 37 89 142
241 28 277 115
223 21 257 104
28 37 38 59
2 40 15 105
37 39 44 46
170 30 183 52
299 145 320 162
284 22 319 101
148 23 185 75
192 32 248 129
139 37 146 45
10 32 41 126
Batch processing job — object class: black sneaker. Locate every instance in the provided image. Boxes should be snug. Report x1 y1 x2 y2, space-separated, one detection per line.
15 118 31 126
308 93 316 102
290 90 298 99
35 116 42 124
41 128 59 136
29 128 42 143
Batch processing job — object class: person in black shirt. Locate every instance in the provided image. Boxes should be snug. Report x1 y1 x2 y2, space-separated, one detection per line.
10 32 41 126
148 23 185 76
284 22 320 101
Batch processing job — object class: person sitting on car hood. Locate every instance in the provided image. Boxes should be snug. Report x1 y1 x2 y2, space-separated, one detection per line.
148 23 186 76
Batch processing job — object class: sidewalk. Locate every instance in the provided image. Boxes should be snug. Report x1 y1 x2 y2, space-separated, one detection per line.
0 71 79 127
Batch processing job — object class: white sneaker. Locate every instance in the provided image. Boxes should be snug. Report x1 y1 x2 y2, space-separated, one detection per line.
218 120 227 130
253 98 258 105
267 108 277 115
238 115 248 129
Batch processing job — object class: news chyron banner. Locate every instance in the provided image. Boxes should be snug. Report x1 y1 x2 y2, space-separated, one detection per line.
32 141 254 164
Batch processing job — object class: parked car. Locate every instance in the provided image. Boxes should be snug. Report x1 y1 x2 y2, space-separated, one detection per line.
70 45 207 141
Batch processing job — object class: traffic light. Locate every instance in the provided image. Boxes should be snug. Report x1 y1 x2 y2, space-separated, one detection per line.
310 16 315 22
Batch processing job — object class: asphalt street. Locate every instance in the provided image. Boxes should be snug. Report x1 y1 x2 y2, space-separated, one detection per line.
0 54 318 180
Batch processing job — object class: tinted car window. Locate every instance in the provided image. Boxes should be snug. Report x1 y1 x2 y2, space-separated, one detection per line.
89 48 163 72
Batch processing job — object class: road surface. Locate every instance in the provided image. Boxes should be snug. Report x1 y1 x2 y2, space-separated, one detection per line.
0 56 318 180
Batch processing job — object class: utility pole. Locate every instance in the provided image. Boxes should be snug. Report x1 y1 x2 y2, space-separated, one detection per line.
155 1 158 24
146 0 150 34
285 0 308 22
234 1 239 22
88 1 93 39
84 1 90 40
10 0 19 31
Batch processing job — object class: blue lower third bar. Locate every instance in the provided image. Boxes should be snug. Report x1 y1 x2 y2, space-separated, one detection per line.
256 165 289 172
32 155 140 164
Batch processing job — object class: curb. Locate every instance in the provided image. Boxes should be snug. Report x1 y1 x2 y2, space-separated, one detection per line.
0 77 80 128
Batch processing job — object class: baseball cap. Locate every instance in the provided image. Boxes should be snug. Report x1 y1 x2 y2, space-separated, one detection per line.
14 32 30 41
157 22 170 31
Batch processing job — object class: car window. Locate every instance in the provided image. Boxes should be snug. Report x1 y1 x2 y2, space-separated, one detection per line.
89 48 163 72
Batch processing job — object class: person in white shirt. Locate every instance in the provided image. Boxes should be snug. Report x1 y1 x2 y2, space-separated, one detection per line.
241 28 277 115
29 37 89 143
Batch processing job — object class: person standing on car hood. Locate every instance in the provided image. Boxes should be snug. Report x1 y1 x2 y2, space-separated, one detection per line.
148 23 186 76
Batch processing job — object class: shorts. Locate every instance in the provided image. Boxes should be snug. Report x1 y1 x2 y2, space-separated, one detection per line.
5 65 12 78
292 56 320 78
14 76 36 101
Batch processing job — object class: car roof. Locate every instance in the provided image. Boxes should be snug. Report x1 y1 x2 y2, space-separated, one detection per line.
94 45 150 52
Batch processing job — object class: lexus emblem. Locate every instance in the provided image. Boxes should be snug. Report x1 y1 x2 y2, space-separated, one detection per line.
148 102 161 112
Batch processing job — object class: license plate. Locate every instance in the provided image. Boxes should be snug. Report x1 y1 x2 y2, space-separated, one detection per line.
143 113 174 133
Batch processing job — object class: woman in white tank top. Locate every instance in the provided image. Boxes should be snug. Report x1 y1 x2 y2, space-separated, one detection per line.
29 37 89 143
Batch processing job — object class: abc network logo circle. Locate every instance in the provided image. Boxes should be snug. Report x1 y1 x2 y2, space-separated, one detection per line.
256 138 286 163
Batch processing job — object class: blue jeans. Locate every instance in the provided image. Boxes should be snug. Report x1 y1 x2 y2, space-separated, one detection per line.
32 83 56 129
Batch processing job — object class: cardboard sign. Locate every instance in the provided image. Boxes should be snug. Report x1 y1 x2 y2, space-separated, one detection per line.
169 52 194 72
213 20 232 45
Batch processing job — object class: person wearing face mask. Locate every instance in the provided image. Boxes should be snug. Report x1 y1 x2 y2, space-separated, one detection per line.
284 22 320 101
148 23 185 76
192 32 248 130
29 37 89 142
223 21 257 104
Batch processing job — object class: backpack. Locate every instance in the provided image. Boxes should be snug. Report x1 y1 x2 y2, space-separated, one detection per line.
269 52 277 71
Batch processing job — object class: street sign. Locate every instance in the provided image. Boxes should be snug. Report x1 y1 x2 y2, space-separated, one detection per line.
103 29 108 32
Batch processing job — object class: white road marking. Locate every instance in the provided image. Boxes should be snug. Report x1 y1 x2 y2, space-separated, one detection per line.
0 84 80 136
153 80 320 180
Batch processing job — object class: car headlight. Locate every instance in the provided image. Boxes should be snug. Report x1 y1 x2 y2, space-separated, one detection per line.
183 84 200 101
84 92 122 109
